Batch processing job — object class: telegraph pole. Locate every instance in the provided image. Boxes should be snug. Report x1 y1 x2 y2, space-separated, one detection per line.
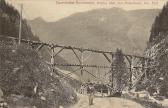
18 4 23 45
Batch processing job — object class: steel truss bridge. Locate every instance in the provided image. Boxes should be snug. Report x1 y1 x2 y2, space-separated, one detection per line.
0 35 152 91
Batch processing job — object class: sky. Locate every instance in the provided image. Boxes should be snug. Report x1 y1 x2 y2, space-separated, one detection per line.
6 0 168 22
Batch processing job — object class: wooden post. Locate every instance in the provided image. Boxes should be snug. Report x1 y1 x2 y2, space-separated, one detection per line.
129 57 133 90
98 68 100 80
144 59 148 80
18 4 23 45
101 88 103 97
51 47 55 76
27 40 30 48
80 50 84 76
110 53 114 95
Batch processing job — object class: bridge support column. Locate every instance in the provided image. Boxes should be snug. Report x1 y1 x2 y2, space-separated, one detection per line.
110 53 114 95
51 46 55 76
129 57 133 90
142 58 148 80
80 50 84 77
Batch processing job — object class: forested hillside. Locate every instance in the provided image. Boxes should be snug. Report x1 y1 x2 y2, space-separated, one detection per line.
145 2 168 97
0 0 77 107
0 0 38 40
0 0 75 72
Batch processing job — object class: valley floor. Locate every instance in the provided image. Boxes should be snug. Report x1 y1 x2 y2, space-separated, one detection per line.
69 94 145 108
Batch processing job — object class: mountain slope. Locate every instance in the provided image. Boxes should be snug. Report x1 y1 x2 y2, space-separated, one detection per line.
0 1 78 107
0 0 38 40
28 8 160 55
0 0 73 72
144 3 168 97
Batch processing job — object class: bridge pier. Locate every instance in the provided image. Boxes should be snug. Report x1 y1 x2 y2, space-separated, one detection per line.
144 59 148 80
80 50 84 77
51 46 55 76
110 54 114 94
125 56 133 90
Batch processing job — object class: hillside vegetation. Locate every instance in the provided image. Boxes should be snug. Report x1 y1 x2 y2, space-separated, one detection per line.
144 2 168 97
0 0 38 40
0 0 77 107
0 0 73 71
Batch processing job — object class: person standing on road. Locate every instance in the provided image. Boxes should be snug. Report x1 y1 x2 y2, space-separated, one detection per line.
87 83 95 105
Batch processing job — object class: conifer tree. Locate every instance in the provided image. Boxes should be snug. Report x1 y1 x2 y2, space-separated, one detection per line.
112 49 128 92
149 2 168 44
146 2 168 96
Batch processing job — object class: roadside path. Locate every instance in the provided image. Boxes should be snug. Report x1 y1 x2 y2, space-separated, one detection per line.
69 94 145 108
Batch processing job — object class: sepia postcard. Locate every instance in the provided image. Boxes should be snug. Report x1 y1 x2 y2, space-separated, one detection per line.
1 0 168 108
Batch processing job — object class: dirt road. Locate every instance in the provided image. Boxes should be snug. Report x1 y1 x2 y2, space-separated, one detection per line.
69 94 144 108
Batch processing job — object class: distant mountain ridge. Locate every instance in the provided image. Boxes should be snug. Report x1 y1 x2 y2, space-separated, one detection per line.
28 8 160 55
